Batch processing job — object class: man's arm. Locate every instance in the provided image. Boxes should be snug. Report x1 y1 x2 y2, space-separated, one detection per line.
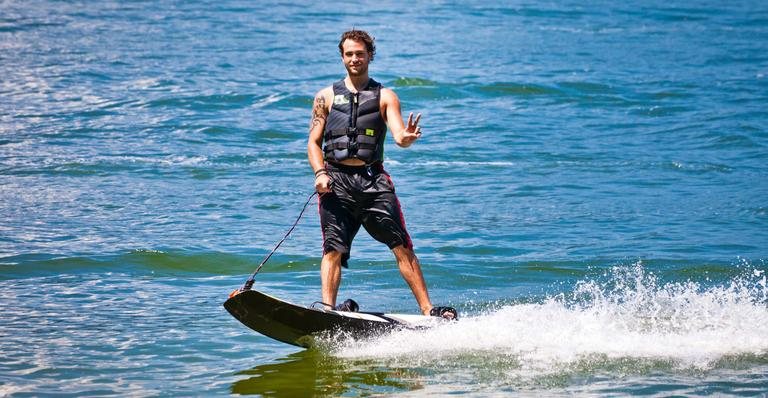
381 88 422 148
308 88 332 193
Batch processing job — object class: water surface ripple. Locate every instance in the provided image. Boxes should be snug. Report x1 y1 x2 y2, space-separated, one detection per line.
1 1 767 396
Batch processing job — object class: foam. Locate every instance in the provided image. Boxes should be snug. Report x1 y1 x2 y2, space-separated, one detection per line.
333 263 768 376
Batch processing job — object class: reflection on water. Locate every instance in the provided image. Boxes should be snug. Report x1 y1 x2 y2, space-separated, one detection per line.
231 350 422 397
231 349 768 396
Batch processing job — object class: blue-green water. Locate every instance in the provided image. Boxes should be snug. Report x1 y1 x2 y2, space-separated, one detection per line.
2 1 767 396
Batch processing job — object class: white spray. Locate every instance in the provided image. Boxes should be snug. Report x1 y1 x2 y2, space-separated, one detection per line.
332 262 768 380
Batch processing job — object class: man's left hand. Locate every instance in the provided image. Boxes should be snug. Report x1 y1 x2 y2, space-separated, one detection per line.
401 112 422 146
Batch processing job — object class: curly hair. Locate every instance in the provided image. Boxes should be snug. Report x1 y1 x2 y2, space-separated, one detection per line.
338 29 376 61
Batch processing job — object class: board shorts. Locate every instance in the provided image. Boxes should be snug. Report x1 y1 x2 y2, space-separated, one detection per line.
319 162 413 268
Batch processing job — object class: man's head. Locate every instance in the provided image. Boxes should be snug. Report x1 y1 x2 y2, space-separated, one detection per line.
338 29 376 77
338 29 376 61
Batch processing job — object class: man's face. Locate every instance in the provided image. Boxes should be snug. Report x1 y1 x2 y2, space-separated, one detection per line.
341 39 370 77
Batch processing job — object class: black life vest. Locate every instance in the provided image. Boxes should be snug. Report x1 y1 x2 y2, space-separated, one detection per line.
323 79 387 164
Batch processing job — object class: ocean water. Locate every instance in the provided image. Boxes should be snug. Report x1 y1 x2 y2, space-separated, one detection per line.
1 0 767 396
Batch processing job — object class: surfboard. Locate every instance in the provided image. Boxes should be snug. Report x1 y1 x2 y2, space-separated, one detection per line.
224 289 438 347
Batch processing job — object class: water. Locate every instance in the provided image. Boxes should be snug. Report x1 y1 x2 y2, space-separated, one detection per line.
1 0 767 396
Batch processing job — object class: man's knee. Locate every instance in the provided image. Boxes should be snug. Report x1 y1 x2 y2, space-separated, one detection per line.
322 250 343 265
392 245 417 262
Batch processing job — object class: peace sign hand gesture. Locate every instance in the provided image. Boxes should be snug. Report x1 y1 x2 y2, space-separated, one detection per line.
400 112 422 147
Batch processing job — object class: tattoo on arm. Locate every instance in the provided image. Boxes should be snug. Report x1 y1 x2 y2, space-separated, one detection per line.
310 95 327 130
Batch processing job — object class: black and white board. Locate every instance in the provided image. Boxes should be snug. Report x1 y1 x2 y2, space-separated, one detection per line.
224 289 438 347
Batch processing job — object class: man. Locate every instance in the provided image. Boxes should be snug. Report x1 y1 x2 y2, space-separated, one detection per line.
307 29 456 320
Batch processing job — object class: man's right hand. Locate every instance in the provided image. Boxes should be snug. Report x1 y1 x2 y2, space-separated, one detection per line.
315 173 332 193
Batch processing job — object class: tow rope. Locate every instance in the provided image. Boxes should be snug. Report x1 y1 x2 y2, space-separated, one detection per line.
232 191 318 296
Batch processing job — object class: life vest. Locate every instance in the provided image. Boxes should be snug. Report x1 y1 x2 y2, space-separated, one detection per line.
323 79 387 164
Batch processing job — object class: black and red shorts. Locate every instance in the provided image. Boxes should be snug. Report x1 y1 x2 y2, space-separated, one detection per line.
319 162 413 267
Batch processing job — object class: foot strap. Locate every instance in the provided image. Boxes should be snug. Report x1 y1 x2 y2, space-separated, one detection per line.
430 306 458 320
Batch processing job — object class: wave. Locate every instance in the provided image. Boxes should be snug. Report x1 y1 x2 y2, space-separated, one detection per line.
0 250 319 280
383 78 704 119
385 159 516 168
140 92 284 111
0 153 308 177
390 77 440 87
330 262 768 381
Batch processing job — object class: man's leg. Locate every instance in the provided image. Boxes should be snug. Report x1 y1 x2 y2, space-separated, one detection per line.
392 245 433 315
321 250 343 308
